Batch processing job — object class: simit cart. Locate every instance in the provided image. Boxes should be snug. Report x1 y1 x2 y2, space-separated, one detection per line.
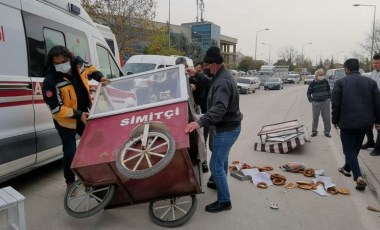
64 65 205 227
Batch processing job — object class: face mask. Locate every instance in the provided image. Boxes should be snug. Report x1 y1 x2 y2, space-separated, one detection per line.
203 68 212 77
317 76 324 81
54 61 71 73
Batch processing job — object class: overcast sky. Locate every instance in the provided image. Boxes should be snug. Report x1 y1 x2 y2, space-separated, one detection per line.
155 0 378 64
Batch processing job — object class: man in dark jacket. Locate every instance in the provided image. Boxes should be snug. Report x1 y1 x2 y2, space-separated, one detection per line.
331 58 380 191
185 46 243 213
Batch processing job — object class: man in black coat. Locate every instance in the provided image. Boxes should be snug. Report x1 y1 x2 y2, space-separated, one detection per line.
331 58 380 190
185 47 243 213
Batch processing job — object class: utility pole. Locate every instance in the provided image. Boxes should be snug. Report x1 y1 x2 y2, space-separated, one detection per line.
168 0 171 49
199 0 205 22
196 0 199 22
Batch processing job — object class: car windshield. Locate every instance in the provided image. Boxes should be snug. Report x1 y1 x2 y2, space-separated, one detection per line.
237 78 251 84
259 71 271 76
335 69 346 80
289 75 298 78
92 66 186 117
122 63 156 75
306 76 315 79
267 78 280 82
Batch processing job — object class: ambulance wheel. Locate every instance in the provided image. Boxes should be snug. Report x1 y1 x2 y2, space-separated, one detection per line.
116 130 175 179
149 195 197 227
64 180 115 218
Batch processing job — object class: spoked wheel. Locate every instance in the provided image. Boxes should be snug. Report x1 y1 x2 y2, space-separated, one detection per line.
149 195 197 227
116 130 175 179
64 180 115 218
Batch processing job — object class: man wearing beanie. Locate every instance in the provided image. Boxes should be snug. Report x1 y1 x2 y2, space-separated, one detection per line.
185 46 243 213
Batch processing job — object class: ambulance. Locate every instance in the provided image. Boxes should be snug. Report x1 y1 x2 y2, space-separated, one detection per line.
0 0 123 182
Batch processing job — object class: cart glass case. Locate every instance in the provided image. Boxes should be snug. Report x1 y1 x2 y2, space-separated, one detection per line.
91 65 188 118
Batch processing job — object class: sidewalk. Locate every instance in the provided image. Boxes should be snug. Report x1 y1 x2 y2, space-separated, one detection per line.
359 150 380 201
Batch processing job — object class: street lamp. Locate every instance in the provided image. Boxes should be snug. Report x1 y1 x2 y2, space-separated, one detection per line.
301 42 312 68
336 50 344 63
353 4 376 62
262 42 271 65
254 28 269 61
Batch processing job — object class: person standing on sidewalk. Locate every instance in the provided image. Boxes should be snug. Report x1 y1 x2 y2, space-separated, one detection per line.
307 69 331 137
42 45 109 191
331 58 380 191
185 46 243 213
361 53 380 155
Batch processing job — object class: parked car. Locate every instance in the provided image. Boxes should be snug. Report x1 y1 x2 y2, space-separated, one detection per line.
122 55 193 75
248 70 257 75
264 78 284 90
304 75 315 85
285 74 300 84
326 68 364 92
231 70 239 75
251 77 261 89
237 77 257 94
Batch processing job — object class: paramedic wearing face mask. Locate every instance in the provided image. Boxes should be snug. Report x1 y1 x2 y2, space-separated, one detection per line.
42 45 109 191
306 69 331 138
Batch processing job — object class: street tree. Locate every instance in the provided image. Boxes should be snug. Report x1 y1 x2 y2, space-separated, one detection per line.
80 0 157 55
278 46 298 66
143 27 183 56
352 51 371 72
329 56 335 69
358 20 380 60
171 34 204 63
253 60 266 71
317 57 323 69
237 57 255 72
274 59 288 66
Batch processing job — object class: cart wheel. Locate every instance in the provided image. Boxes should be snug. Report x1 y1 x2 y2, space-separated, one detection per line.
64 180 115 218
116 130 175 179
149 195 197 227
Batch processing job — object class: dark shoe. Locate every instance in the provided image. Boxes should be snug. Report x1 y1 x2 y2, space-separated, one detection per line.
205 201 232 213
207 181 217 190
355 180 367 191
311 132 317 137
324 133 331 138
370 150 380 156
361 142 375 149
208 176 214 182
338 167 351 177
202 162 209 173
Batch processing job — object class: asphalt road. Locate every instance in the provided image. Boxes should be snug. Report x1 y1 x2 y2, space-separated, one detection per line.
2 82 380 230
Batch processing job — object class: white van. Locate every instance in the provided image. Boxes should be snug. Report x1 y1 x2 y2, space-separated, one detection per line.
95 23 121 66
0 0 123 182
122 55 194 75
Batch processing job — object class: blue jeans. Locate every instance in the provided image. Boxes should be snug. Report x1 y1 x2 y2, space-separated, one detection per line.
210 125 241 203
340 129 366 181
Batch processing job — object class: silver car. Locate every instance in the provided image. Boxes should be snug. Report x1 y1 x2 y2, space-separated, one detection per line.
304 75 315 85
237 77 257 94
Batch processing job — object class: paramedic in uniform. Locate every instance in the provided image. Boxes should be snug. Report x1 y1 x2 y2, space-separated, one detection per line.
42 45 109 191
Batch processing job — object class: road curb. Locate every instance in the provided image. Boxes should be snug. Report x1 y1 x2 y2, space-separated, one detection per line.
359 155 380 202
